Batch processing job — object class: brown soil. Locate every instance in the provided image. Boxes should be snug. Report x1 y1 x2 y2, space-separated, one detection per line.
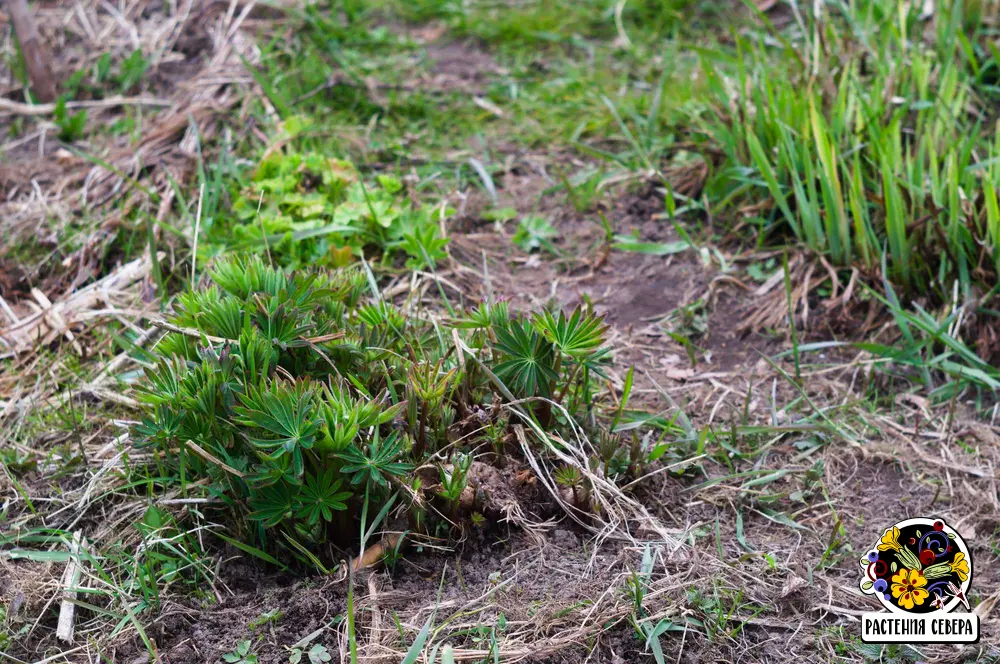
96 429 1000 663
120 532 649 664
422 38 500 94
451 160 783 408
0 258 31 300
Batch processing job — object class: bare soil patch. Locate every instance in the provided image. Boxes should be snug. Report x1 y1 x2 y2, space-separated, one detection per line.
422 37 501 94
111 532 652 664
451 159 783 403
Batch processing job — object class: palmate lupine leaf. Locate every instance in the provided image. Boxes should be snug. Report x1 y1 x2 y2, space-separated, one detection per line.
579 345 613 378
450 300 510 330
200 295 247 341
172 286 224 323
338 429 413 489
173 287 245 340
133 405 185 446
280 273 339 312
137 357 185 405
245 457 299 488
295 468 352 525
491 320 558 397
183 369 217 420
249 482 297 527
531 307 610 359
212 254 288 301
239 327 278 387
235 383 321 477
258 299 314 348
400 219 449 270
407 362 458 405
356 300 407 330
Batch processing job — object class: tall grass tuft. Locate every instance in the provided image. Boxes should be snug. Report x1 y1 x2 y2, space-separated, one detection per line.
699 0 1000 302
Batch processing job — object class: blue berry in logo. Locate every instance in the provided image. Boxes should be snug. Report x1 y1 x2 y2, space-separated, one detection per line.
867 551 879 562
874 579 887 593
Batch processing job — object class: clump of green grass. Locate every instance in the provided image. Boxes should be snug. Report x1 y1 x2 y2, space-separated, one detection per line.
699 0 999 300
676 0 1000 403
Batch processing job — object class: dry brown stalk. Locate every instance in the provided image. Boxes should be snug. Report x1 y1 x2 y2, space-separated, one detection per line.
0 95 172 115
6 0 57 101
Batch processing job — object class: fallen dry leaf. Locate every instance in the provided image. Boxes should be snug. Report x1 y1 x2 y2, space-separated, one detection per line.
780 574 809 598
665 367 695 381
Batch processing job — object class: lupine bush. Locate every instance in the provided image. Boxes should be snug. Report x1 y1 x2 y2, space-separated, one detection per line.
134 255 624 566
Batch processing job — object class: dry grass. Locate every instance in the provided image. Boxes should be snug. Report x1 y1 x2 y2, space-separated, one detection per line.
0 0 269 421
1 0 266 243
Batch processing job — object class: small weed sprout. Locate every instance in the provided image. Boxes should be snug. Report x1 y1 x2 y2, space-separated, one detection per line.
223 640 258 664
554 465 588 509
512 215 558 253
438 454 472 518
289 643 331 664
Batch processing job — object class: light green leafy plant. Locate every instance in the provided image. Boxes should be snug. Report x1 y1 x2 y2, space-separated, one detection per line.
223 640 258 664
289 643 330 664
53 98 87 142
205 151 451 270
512 215 557 253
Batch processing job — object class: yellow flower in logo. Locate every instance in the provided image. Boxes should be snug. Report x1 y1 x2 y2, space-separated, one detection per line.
949 552 969 582
878 527 902 552
891 568 929 610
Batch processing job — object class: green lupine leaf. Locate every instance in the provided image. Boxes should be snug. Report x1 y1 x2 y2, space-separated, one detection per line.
249 483 298 527
295 468 351 525
531 307 610 359
492 320 558 397
338 430 413 488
